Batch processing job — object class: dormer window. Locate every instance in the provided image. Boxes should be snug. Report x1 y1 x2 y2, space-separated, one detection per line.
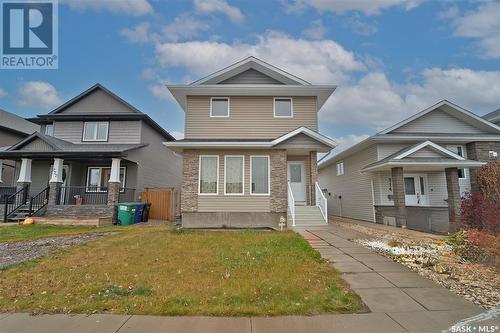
274 97 293 118
45 124 54 136
83 121 109 142
210 97 230 117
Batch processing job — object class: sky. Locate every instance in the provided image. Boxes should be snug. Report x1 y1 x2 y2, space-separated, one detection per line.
0 0 499 153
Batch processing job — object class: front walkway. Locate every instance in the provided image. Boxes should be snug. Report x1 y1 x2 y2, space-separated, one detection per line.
0 222 498 333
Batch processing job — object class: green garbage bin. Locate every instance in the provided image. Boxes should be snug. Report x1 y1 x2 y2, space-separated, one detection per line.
117 203 137 225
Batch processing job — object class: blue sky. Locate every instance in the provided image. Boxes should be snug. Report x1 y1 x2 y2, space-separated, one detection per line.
1 0 499 152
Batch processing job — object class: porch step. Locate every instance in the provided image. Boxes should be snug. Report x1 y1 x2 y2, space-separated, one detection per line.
291 206 327 227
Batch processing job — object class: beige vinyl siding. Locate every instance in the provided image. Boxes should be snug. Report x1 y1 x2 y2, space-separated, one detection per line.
275 133 331 151
53 120 141 144
318 144 378 222
377 143 414 159
391 110 484 134
407 147 445 158
185 96 317 139
218 69 284 85
126 121 182 193
60 89 138 114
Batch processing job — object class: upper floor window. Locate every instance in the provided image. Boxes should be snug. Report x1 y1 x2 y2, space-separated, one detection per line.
45 124 54 136
199 155 219 194
210 97 230 117
274 97 293 118
83 122 109 142
336 161 344 176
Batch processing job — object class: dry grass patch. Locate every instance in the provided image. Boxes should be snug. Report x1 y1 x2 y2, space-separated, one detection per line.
0 225 361 316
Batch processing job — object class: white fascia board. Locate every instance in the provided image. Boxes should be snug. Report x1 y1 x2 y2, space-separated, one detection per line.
361 160 486 172
272 126 337 148
372 135 500 142
166 85 336 111
394 141 465 160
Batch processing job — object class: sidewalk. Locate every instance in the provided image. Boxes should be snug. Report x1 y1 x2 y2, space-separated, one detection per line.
0 222 498 333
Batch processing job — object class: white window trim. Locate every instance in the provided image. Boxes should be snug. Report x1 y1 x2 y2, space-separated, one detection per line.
273 97 293 118
224 155 245 196
446 145 467 179
85 166 126 193
210 97 230 118
250 155 270 196
336 161 344 176
83 121 109 142
45 124 54 136
198 155 219 195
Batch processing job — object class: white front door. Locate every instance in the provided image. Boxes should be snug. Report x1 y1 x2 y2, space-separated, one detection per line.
404 174 429 206
288 162 306 203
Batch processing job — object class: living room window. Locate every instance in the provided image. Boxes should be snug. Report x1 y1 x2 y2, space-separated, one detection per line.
273 97 293 118
83 122 109 142
250 155 270 195
199 155 219 194
210 97 230 117
225 155 244 195
86 166 125 192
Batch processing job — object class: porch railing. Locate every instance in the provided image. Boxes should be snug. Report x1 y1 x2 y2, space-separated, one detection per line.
0 187 17 204
3 185 28 222
29 186 50 216
315 182 328 223
58 186 136 205
287 181 296 227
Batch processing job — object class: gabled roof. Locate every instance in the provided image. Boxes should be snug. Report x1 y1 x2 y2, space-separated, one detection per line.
390 141 465 161
191 57 311 86
483 108 500 123
380 100 500 134
49 83 142 114
0 108 39 135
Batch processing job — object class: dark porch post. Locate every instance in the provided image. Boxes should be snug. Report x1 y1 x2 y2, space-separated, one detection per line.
17 158 32 201
445 167 461 232
48 158 64 205
309 151 317 205
107 158 121 223
391 167 407 228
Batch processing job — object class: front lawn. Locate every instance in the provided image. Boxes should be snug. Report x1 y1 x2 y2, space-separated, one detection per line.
0 225 361 316
0 224 119 243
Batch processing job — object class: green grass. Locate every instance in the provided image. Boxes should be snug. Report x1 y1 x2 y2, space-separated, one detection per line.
0 224 121 243
0 225 361 316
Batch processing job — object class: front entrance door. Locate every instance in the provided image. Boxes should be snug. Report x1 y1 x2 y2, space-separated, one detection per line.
288 162 306 204
404 174 428 206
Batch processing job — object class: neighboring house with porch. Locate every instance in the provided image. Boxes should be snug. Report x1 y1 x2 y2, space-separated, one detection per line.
164 57 336 229
0 109 39 189
318 100 500 233
0 84 181 222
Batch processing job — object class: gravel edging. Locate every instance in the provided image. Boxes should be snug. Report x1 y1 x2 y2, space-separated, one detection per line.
0 233 110 269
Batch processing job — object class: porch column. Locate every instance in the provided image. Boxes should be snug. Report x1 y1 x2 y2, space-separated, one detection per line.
17 157 32 189
391 167 407 228
309 151 317 205
445 167 461 232
0 160 3 183
48 158 64 205
107 158 121 206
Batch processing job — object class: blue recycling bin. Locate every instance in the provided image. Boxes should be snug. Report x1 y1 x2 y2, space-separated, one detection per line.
134 203 145 224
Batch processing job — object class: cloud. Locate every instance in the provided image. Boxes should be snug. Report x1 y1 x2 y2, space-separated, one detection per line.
149 83 174 101
170 130 185 140
155 31 365 84
17 81 62 109
0 88 7 98
61 0 152 16
343 14 378 36
162 13 210 42
302 19 326 40
283 0 424 16
332 134 370 154
450 2 500 58
194 0 244 23
121 22 153 43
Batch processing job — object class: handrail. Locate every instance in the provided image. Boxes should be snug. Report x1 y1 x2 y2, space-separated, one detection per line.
3 185 28 222
287 181 296 227
315 182 328 223
29 186 50 216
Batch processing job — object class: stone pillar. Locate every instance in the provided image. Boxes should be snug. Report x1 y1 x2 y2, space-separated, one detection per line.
107 158 121 224
17 158 32 201
48 158 64 205
309 151 317 205
270 150 287 213
391 167 407 228
445 167 461 232
181 151 199 213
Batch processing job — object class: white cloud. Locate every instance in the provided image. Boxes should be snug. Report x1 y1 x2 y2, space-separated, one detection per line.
284 0 424 16
302 19 326 40
155 31 365 84
343 14 378 36
451 2 500 58
149 83 174 101
18 81 62 109
61 0 152 16
0 88 7 98
162 13 210 42
332 134 370 154
170 130 185 140
120 22 153 43
194 0 244 23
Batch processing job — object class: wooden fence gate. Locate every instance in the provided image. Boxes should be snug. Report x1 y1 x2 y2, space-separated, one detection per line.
141 189 179 221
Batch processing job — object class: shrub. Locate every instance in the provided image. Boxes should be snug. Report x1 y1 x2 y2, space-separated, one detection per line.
476 162 500 202
460 192 500 234
447 230 492 264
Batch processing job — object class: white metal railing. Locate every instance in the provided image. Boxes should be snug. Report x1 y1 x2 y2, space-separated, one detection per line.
315 182 328 223
287 181 296 226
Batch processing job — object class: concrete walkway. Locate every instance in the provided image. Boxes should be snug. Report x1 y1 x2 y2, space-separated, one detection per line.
0 222 498 333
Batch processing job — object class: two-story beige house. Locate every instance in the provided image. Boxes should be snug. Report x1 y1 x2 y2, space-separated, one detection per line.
0 84 181 222
165 57 337 228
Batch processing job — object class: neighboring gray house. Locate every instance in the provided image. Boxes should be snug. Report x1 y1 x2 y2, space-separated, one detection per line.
0 109 39 192
318 100 500 233
0 84 181 222
483 108 500 126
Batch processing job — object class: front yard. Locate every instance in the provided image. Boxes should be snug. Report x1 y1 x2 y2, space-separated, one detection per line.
0 224 361 316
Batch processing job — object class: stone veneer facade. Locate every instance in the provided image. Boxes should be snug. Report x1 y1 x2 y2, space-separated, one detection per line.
181 150 199 213
270 149 287 213
466 142 500 192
